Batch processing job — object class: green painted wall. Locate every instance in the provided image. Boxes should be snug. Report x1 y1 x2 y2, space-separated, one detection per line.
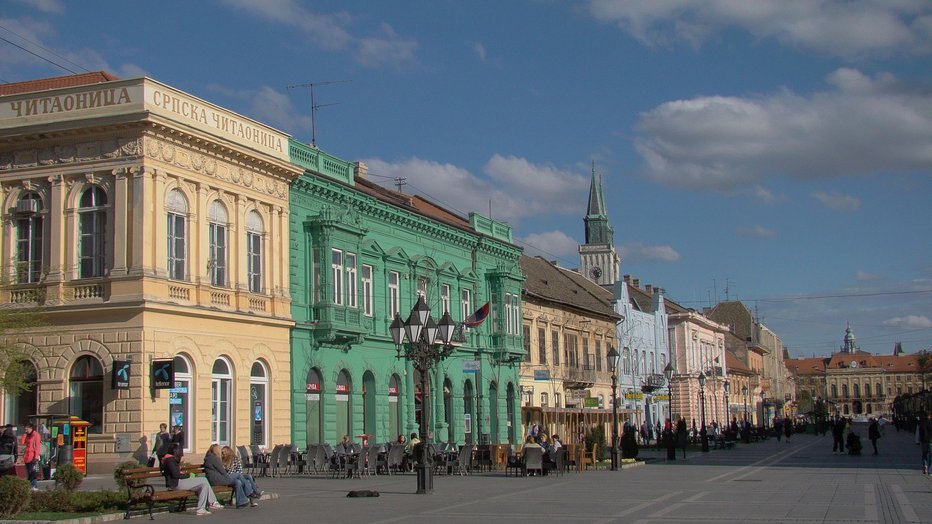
288 141 524 448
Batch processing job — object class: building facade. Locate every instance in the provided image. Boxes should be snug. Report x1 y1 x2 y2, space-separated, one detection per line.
787 326 922 418
288 142 525 448
0 73 300 472
668 311 730 428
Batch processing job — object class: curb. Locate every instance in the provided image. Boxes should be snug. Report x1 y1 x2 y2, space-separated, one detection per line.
0 493 279 524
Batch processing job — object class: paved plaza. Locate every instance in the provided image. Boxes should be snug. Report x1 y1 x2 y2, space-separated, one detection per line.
77 422 931 524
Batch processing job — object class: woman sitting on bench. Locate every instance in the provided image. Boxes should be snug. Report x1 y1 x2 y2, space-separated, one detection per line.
161 443 224 516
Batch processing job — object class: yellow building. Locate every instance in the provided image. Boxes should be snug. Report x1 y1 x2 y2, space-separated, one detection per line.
0 73 301 472
519 256 619 443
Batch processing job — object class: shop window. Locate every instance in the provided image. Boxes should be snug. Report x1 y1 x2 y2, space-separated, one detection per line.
211 357 233 445
170 355 193 450
249 361 269 447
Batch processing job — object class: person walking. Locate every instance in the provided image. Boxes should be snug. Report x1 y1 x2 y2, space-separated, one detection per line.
150 423 171 467
868 417 881 455
663 419 676 461
676 418 688 459
918 413 931 475
161 443 223 515
20 422 41 491
784 416 793 444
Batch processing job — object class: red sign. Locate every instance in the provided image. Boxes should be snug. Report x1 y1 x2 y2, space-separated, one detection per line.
306 383 320 393
335 384 349 393
388 386 398 395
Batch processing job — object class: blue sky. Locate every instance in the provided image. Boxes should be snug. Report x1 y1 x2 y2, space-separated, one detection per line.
2 0 930 357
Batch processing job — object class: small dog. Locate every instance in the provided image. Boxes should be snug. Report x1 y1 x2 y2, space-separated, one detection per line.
346 490 380 498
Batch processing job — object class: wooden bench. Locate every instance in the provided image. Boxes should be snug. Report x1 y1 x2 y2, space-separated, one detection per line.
121 465 234 520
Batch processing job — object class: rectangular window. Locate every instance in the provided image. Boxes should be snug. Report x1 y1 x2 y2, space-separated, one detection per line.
247 231 262 293
79 210 106 278
461 289 472 324
388 271 400 318
361 265 373 316
538 327 547 364
16 216 43 284
331 249 343 305
208 222 226 286
167 213 185 280
582 338 590 370
595 340 602 372
564 334 577 368
505 293 520 335
551 330 560 366
523 325 531 362
441 284 451 314
313 247 321 304
417 277 428 298
346 253 357 308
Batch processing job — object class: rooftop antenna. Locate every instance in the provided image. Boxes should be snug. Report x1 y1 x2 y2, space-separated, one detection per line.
394 177 407 193
285 79 351 147
724 278 732 301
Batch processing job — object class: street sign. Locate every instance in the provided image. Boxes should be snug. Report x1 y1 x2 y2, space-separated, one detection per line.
534 370 550 381
463 360 480 373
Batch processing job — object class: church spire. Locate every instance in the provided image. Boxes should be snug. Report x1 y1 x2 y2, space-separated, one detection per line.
579 161 619 286
587 160 607 218
584 161 613 246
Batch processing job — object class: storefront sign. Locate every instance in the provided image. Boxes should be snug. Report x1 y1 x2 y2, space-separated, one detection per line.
583 398 599 408
625 392 644 400
388 386 399 395
151 360 174 389
335 384 349 393
305 393 320 401
306 382 321 393
533 370 550 381
463 360 480 373
111 360 130 389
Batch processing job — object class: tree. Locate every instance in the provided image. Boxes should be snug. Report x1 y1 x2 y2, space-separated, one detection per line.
0 301 47 394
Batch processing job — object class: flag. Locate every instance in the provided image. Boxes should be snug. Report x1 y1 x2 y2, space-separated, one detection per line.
464 302 490 328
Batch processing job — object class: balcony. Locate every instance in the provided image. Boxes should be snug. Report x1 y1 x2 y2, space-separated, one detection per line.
562 366 596 389
312 303 372 348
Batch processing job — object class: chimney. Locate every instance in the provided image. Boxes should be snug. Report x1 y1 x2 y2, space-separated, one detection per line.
632 278 640 289
623 274 631 283
354 161 368 180
645 284 653 294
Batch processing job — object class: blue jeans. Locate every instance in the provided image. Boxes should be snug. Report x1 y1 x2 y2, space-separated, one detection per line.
229 472 256 505
923 443 932 472
26 460 38 489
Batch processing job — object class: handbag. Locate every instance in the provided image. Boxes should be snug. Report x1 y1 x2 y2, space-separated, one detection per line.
0 453 14 471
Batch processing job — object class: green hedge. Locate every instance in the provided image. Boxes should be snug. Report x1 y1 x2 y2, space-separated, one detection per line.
0 476 32 517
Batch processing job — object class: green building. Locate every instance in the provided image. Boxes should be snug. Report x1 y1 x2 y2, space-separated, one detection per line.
288 141 525 448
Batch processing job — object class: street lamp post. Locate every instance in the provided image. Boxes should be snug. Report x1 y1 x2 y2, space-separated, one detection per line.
664 361 674 422
723 379 730 426
741 384 749 443
698 371 709 452
759 390 766 429
390 296 456 495
608 346 621 471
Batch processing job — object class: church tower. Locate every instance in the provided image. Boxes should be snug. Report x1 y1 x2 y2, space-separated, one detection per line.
579 162 620 286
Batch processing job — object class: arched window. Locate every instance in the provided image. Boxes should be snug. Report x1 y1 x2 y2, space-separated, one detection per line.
598 394 605 409
70 355 103 433
463 379 474 444
841 384 849 398
305 368 323 445
540 392 549 408
208 201 228 287
335 370 352 440
864 383 871 397
443 378 453 443
245 211 263 293
166 189 188 281
488 381 499 443
170 355 193 450
506 383 516 445
388 374 401 441
362 371 376 439
831 384 838 398
78 186 107 278
250 361 269 447
4 360 37 426
853 383 860 398
554 392 561 409
15 192 43 284
211 357 233 445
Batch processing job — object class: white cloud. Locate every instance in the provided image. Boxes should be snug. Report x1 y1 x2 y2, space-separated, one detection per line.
883 315 932 329
635 68 932 190
473 42 487 61
355 24 417 68
518 230 580 259
13 0 63 14
619 242 681 263
219 0 416 68
811 191 861 212
753 185 782 204
856 271 883 282
363 155 589 225
737 225 776 237
586 0 931 59
203 84 311 135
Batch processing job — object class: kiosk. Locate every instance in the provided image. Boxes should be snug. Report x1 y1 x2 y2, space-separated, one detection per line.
27 414 90 478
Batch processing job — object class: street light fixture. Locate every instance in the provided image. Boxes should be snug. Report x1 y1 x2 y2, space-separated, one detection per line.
390 295 457 495
723 379 730 425
663 361 674 422
607 346 621 471
698 371 709 452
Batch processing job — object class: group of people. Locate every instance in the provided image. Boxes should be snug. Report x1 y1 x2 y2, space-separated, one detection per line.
153 423 262 516
0 422 41 490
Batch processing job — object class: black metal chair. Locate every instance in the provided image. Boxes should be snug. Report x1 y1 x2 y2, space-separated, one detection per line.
505 446 522 477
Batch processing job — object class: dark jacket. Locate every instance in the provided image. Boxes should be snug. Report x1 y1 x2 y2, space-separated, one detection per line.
868 421 880 440
154 432 171 457
203 453 233 487
0 430 17 457
160 455 183 489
